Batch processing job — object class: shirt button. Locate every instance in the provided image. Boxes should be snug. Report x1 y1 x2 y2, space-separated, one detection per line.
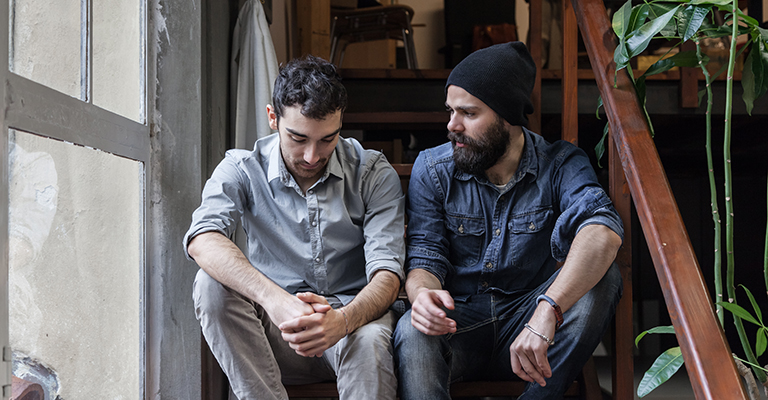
315 257 321 263
481 281 488 288
495 228 501 236
458 224 465 234
529 222 536 230
485 262 493 269
311 221 317 227
308 189 314 195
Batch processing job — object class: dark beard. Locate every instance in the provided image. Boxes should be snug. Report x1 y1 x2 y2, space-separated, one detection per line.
448 116 510 176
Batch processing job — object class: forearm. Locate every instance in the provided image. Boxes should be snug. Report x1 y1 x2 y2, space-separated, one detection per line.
187 231 287 304
405 268 443 304
510 224 621 384
544 224 622 312
341 270 401 333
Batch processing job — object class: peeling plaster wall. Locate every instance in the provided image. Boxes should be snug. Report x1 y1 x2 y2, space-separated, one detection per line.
147 0 204 398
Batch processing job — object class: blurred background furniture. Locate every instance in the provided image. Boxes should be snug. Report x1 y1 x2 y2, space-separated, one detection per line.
330 4 418 68
442 0 516 68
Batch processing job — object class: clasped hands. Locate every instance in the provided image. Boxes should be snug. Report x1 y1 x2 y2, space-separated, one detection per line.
410 288 556 387
268 292 347 358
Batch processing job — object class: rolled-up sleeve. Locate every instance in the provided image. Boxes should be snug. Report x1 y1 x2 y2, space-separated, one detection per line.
182 156 250 260
404 152 453 285
360 155 407 283
550 147 624 261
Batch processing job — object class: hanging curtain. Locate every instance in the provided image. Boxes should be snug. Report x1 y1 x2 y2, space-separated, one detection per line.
231 0 279 149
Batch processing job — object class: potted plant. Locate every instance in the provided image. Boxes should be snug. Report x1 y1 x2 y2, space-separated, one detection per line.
603 0 768 397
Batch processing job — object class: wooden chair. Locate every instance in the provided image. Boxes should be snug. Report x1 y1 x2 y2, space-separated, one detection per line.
361 138 403 163
330 4 418 69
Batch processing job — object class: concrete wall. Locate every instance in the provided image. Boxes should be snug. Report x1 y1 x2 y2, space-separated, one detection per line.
147 0 205 398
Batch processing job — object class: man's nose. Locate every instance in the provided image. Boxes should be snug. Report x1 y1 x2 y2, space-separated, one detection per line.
447 114 463 133
304 144 320 164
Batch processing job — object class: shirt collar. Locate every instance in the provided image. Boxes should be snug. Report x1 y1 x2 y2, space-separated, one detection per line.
267 136 343 188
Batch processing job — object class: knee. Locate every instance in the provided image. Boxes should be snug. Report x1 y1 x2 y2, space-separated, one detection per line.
192 269 234 320
566 263 622 333
598 262 623 301
393 310 443 357
393 310 417 350
341 313 396 368
352 320 394 350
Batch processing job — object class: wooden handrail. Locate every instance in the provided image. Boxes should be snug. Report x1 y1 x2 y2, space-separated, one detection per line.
570 0 748 398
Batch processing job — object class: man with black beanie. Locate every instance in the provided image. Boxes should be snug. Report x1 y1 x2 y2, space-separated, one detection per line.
393 42 624 399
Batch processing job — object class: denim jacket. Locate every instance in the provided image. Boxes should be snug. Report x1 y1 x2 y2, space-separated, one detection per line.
405 128 623 301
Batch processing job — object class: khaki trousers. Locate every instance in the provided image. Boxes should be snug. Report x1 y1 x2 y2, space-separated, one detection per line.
193 269 398 400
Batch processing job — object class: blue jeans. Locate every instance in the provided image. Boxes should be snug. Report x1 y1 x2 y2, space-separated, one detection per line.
393 264 622 400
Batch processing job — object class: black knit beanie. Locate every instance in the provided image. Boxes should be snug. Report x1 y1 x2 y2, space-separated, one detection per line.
446 41 536 127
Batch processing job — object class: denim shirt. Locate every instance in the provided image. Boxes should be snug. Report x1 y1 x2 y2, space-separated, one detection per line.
184 134 406 305
405 129 623 301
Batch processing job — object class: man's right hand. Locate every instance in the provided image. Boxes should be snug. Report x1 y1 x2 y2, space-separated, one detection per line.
410 289 457 336
262 292 322 330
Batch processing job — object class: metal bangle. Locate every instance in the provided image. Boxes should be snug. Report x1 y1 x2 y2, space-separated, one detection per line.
524 323 554 346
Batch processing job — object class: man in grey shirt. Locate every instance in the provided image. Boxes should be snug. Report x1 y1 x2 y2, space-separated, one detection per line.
184 55 405 400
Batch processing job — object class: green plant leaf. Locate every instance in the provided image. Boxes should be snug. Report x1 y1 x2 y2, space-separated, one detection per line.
626 6 680 58
629 3 650 33
759 26 768 43
648 3 677 19
678 5 711 42
613 0 633 38
637 347 684 397
635 325 676 347
596 96 604 120
690 0 734 5
701 23 737 38
736 9 760 28
636 76 647 106
614 41 631 75
642 51 704 77
595 122 609 168
756 328 768 357
718 301 762 325
740 284 764 324
742 40 768 116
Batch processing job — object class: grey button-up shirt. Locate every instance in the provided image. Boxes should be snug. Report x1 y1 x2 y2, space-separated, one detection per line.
184 134 405 305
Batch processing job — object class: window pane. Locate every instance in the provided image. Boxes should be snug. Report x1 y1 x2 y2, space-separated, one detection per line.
8 130 143 398
93 0 143 122
9 0 82 98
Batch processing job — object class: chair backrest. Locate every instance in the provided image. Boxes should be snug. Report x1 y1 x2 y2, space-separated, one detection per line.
361 139 403 164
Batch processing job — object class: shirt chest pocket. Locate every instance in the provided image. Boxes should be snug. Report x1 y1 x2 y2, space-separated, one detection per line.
507 208 554 268
445 215 485 269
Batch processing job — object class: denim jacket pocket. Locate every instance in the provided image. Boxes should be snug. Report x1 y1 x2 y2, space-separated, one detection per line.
507 207 554 269
445 215 485 269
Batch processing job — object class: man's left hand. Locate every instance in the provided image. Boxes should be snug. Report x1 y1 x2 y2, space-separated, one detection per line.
278 292 346 357
510 302 557 387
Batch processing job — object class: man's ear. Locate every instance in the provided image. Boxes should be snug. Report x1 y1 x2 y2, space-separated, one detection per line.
266 104 278 130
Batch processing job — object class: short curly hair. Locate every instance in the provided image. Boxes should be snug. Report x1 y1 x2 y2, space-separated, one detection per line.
271 55 348 121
